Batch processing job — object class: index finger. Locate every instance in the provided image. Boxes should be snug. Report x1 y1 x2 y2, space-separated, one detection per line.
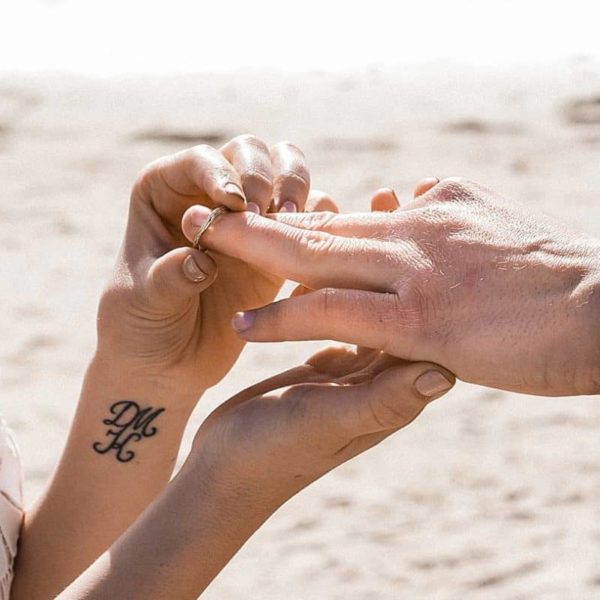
180 205 414 291
133 145 247 226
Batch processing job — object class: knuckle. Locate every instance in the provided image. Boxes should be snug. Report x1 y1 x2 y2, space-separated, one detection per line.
186 144 218 173
185 146 214 172
277 169 310 190
186 146 231 185
431 176 477 202
272 140 305 157
379 294 421 358
377 293 406 326
240 169 273 195
410 285 433 330
295 229 335 261
389 279 436 354
232 134 268 152
188 144 215 160
441 176 469 186
131 157 164 201
302 210 338 231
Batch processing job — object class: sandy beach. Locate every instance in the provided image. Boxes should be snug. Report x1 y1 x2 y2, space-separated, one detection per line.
2 61 600 598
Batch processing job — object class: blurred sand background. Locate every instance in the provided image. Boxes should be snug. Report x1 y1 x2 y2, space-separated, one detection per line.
2 60 600 599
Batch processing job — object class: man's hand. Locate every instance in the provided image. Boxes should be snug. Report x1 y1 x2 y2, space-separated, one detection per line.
180 177 600 396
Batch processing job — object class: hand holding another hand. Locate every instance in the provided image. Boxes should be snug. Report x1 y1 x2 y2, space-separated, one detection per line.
189 345 454 504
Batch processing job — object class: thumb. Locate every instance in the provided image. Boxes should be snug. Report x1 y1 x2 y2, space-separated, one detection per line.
328 361 455 438
145 247 217 309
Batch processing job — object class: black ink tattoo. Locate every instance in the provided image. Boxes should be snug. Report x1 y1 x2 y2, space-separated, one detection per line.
92 401 165 463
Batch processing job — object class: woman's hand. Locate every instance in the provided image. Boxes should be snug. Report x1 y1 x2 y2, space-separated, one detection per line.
56 349 453 600
180 177 600 396
190 345 454 500
12 136 338 600
97 135 331 394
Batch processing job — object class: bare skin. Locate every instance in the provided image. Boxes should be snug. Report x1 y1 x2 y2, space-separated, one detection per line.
11 135 333 599
98 135 316 391
180 177 600 396
14 155 452 598
58 345 454 600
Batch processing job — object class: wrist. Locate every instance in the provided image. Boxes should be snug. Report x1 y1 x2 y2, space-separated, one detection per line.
182 451 290 522
94 326 237 398
187 432 313 516
88 351 203 408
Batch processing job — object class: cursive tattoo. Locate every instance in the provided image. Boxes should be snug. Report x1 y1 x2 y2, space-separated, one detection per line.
93 401 165 463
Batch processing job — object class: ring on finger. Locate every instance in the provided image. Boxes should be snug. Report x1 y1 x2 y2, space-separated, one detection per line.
193 206 230 249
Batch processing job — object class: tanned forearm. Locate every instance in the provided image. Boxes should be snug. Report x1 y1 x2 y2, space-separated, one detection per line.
55 454 279 600
11 353 200 599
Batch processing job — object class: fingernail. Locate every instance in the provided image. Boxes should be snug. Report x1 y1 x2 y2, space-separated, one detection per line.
190 206 209 228
232 311 255 333
279 201 297 213
224 182 246 203
415 370 453 398
246 202 261 214
182 255 207 283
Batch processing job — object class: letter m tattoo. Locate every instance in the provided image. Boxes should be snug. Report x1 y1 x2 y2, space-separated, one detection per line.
93 401 166 463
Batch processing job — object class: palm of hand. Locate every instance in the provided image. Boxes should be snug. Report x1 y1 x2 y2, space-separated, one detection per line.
193 347 398 486
191 344 450 500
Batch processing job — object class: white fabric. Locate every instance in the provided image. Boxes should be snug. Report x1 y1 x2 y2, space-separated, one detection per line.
0 418 23 600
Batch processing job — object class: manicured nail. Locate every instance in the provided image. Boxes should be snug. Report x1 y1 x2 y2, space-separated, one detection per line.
414 370 453 398
246 202 261 214
224 182 246 203
232 311 255 333
279 201 297 213
182 255 207 283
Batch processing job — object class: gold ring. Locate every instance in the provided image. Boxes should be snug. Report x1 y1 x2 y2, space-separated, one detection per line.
193 206 230 249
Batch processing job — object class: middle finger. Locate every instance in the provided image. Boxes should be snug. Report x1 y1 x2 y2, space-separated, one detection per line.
220 134 274 214
270 141 310 213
